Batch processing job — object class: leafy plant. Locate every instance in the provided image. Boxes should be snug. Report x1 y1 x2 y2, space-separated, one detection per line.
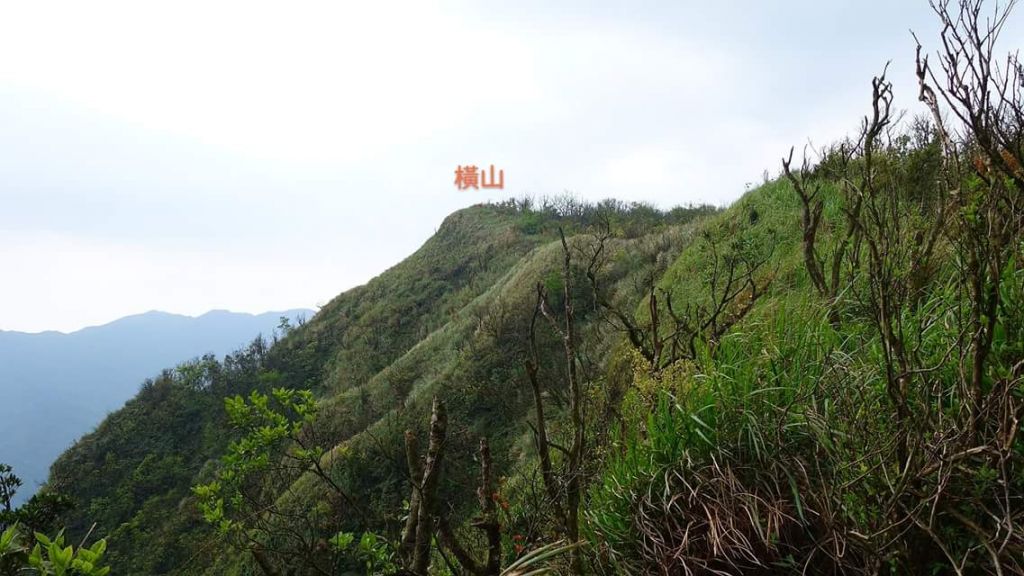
0 524 110 576
329 531 396 575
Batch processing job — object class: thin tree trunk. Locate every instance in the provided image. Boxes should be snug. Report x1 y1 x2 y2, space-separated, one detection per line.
412 397 447 575
557 229 584 572
476 438 502 576
528 286 564 527
401 431 423 563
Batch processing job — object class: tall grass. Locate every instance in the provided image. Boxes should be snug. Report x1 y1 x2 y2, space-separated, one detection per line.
587 296 853 574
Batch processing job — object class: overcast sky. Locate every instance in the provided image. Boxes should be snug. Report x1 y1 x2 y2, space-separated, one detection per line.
1 1 1020 333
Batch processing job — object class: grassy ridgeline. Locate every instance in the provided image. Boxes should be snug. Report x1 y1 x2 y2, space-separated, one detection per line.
45 200 714 574
41 145 1024 574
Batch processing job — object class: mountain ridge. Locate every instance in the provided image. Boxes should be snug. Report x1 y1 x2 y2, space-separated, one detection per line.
0 308 313 337
45 200 714 574
0 308 313 506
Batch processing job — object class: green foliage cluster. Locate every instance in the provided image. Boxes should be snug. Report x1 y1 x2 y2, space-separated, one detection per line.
0 524 111 573
328 531 396 575
1 464 99 576
193 388 318 535
1 524 110 576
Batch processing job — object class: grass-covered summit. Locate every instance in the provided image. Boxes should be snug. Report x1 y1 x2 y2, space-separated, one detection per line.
44 198 714 574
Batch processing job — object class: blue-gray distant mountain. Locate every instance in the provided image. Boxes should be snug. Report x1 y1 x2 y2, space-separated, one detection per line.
0 308 312 505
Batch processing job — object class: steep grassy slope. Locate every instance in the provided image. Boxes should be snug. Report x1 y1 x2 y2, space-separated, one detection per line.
44 153 1023 575
585 148 1024 573
47 201 713 574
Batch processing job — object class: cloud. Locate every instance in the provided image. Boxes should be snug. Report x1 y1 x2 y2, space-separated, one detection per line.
2 0 1020 331
0 230 364 333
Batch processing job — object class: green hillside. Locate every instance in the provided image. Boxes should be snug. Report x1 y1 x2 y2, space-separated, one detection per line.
3 4 1022 575
41 200 715 574
36 139 1024 575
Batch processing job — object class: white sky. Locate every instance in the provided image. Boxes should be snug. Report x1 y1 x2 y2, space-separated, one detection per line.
1 1 1020 333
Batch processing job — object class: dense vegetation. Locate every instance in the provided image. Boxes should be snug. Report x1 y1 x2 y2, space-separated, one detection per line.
8 2 1023 574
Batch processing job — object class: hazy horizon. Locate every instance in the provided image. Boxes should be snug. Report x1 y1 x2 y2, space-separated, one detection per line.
0 307 315 335
0 307 315 505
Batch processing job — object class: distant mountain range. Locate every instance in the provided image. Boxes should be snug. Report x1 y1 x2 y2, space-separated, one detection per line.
0 308 312 505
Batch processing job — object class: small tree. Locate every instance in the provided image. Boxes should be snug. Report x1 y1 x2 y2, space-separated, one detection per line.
193 388 365 575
